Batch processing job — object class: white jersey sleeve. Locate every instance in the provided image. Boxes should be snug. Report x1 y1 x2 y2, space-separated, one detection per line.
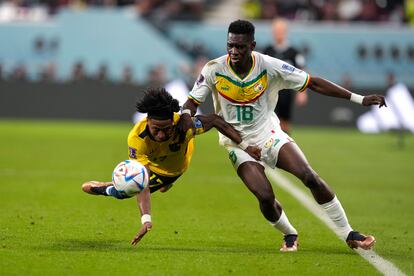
263 54 310 92
189 61 216 104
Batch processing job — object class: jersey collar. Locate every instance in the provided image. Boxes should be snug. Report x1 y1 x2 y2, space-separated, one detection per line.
226 52 256 81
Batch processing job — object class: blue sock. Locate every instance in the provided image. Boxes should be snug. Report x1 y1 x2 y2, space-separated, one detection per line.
106 186 131 200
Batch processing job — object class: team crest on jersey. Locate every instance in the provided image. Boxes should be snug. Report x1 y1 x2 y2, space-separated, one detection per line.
128 147 137 159
253 82 264 93
282 63 295 73
264 138 281 149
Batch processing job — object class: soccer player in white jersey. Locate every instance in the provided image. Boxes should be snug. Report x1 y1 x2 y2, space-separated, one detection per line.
179 20 386 252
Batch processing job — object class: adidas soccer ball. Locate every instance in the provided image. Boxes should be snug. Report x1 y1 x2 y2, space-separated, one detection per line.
112 160 149 196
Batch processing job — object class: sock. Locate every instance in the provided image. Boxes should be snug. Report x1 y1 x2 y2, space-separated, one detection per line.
270 210 298 236
106 186 130 200
321 196 353 240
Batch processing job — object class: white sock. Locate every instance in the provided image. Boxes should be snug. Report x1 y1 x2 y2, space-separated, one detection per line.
270 210 298 236
321 196 353 240
105 186 113 195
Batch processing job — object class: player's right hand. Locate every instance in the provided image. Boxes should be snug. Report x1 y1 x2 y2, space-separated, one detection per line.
362 95 387 108
246 145 261 161
131 222 152 246
176 113 195 139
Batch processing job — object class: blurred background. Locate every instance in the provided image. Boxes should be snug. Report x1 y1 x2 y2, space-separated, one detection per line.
0 0 413 127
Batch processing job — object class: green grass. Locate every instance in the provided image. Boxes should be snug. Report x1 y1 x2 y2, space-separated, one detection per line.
0 119 413 275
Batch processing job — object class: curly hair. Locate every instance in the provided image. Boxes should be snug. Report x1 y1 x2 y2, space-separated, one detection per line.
136 87 180 120
228 20 255 41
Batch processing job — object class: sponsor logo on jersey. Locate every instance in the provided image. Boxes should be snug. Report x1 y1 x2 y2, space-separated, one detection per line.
196 74 205 86
128 147 137 159
229 150 237 164
282 63 295 73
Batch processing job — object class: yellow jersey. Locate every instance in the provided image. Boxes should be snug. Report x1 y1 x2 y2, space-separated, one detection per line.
127 113 204 177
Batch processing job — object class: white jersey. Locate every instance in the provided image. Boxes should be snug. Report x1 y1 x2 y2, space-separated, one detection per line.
189 51 310 147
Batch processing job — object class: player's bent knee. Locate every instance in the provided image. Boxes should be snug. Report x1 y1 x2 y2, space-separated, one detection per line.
302 168 321 189
257 190 275 206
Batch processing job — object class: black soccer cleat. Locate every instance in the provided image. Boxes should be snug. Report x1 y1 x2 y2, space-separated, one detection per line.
82 181 112 196
280 234 298 252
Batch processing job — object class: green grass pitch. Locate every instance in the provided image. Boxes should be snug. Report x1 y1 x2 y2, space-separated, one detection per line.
0 119 413 275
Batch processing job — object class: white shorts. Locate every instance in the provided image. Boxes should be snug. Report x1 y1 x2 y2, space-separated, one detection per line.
226 130 294 170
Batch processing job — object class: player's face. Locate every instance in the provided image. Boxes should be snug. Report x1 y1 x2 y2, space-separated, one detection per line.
272 20 287 45
147 118 174 142
227 33 255 67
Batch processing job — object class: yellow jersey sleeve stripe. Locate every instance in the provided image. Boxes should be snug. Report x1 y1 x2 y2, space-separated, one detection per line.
298 73 310 92
188 95 201 105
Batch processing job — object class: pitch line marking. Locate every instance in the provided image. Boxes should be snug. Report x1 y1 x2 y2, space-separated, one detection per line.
265 167 405 276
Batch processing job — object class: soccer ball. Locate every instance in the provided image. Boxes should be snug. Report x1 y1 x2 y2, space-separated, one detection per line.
112 160 149 196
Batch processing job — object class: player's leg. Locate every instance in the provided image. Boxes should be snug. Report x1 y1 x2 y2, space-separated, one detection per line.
82 181 131 199
276 142 334 204
148 173 181 193
229 147 298 251
276 142 375 249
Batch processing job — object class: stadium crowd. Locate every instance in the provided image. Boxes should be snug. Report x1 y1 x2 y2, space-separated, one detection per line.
243 0 410 23
0 0 413 24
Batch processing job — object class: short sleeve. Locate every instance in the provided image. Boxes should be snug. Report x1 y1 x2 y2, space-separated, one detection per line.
263 54 310 92
127 135 150 166
188 62 215 104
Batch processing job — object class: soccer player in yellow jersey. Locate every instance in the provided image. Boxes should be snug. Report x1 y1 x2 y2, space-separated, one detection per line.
82 87 260 245
179 20 386 252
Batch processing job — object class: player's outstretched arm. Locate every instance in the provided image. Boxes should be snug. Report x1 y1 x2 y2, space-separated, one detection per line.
308 77 386 108
196 114 261 161
131 187 152 246
177 99 199 135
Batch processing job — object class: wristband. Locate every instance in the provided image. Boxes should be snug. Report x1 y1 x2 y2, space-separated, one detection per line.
141 214 151 224
238 141 249 150
350 93 364 105
181 109 191 115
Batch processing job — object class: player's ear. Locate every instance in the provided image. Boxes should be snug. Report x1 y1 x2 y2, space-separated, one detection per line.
251 40 256 50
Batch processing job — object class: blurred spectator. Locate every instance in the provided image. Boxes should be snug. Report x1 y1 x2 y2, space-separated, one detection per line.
262 18 307 134
71 61 88 82
261 0 278 19
146 64 166 87
240 0 405 23
338 0 362 21
39 62 57 82
407 0 414 26
243 0 261 19
341 73 353 90
95 63 109 82
0 0 48 22
121 65 134 85
10 64 28 82
0 0 407 24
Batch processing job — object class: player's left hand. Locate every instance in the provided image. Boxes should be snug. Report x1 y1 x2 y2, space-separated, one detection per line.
363 95 387 108
131 222 152 246
246 145 261 161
